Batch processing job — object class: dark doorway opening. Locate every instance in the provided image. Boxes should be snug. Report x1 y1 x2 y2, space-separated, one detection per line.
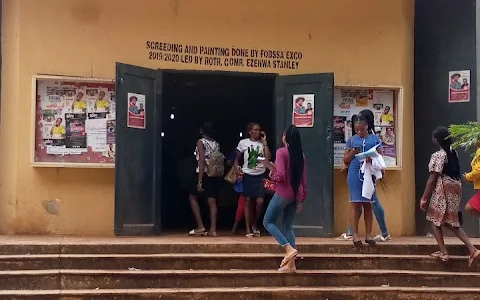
160 72 275 232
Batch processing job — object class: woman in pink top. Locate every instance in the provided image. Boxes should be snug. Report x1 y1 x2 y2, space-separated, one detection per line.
261 125 307 273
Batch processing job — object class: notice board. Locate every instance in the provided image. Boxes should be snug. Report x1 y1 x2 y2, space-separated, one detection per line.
333 86 400 168
31 75 116 168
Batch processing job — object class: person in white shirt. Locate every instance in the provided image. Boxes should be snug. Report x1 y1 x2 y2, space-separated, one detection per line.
234 122 271 237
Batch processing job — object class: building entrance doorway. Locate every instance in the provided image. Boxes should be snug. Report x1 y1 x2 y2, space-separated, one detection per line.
114 63 335 237
161 72 275 232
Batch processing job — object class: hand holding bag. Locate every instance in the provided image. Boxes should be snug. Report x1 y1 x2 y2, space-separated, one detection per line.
262 178 276 195
224 166 239 184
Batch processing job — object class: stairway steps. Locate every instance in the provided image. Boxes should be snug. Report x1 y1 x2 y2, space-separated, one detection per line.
0 287 480 300
0 253 477 272
1 269 480 290
0 243 476 255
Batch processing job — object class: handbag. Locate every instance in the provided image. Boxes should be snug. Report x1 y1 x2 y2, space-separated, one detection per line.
224 166 239 184
262 178 276 195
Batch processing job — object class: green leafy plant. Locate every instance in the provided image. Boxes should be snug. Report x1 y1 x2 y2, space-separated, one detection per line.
449 122 480 155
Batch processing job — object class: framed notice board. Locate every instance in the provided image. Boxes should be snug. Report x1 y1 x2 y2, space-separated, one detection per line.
31 75 116 168
333 85 402 169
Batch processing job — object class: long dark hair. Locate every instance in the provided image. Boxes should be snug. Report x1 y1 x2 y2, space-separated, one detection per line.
284 125 304 199
433 126 460 179
359 109 375 134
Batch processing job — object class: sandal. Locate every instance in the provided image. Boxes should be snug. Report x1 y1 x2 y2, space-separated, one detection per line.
430 251 443 258
439 253 449 262
204 231 218 237
280 250 298 268
188 228 206 236
353 240 362 247
253 228 261 237
468 249 480 267
277 266 296 273
365 239 376 245
245 233 254 238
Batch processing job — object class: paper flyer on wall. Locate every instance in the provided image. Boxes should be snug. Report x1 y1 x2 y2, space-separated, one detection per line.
36 79 116 158
292 94 314 127
127 93 146 129
449 70 470 103
333 88 397 167
65 113 87 149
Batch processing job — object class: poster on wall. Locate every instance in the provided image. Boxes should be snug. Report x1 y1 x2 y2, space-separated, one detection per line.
127 93 146 129
333 88 398 167
448 70 470 103
33 77 116 167
292 94 314 127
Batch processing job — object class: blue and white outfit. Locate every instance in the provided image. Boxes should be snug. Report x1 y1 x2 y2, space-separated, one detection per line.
346 134 383 203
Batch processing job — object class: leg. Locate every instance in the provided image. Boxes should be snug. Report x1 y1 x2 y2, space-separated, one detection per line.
465 203 480 217
232 195 246 233
244 197 253 236
444 224 478 256
207 197 217 235
345 206 363 237
430 222 448 255
362 202 373 241
372 197 390 238
189 194 205 231
263 194 297 268
350 202 362 242
253 197 265 232
263 194 289 245
283 200 298 249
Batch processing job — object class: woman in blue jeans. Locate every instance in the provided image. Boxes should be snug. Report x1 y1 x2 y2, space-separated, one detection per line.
261 125 307 272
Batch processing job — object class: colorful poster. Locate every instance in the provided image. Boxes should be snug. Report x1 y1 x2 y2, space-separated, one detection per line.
292 94 314 127
106 120 116 144
449 70 470 103
65 113 87 149
380 126 396 166
333 88 397 167
127 93 146 129
333 116 346 143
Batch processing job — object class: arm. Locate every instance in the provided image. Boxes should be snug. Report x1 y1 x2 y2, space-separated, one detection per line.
234 150 242 172
269 150 286 182
196 140 206 188
261 133 271 160
466 155 480 182
420 172 439 210
343 149 358 165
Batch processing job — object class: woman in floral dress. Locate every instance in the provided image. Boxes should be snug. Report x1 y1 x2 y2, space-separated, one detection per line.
420 126 480 265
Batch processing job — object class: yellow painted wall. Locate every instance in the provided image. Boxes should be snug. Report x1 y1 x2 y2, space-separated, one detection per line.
0 0 415 236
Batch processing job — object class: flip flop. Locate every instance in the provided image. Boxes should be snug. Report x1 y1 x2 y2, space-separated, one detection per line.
188 229 206 236
430 251 443 258
277 266 296 273
468 250 480 267
245 233 254 238
280 250 298 268
204 231 218 237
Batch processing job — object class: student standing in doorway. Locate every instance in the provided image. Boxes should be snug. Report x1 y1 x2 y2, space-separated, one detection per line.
235 122 271 237
188 122 223 237
420 126 480 264
262 125 307 272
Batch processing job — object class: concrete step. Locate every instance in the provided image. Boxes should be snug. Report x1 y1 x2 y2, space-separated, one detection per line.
1 269 480 290
0 253 479 272
0 287 480 300
0 242 476 255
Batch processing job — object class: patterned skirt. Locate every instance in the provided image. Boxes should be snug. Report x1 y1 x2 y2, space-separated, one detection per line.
426 175 462 228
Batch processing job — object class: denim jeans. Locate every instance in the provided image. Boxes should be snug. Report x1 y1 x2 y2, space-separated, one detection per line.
263 193 298 248
347 194 389 237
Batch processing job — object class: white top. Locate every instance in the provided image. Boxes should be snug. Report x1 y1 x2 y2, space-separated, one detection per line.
236 138 266 176
195 138 220 173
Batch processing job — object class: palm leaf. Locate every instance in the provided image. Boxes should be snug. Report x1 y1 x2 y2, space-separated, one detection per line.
448 122 480 156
